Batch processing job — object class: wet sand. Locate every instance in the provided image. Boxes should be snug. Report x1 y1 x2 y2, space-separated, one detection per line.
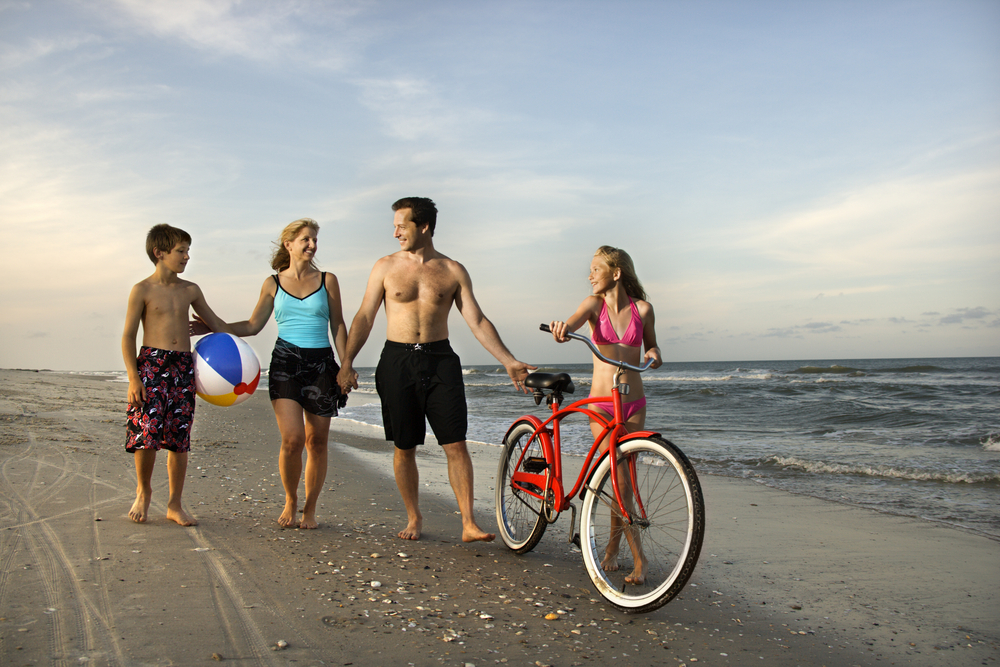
0 369 996 666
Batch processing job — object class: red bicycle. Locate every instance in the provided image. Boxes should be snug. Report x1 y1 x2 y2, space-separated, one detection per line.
496 325 705 613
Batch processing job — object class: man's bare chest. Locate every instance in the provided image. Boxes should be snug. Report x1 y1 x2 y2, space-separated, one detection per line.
384 271 456 307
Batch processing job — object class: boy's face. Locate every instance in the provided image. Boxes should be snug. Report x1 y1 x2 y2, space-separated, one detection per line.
156 243 190 274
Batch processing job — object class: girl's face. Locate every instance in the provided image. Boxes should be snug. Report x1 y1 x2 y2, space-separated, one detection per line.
589 255 619 295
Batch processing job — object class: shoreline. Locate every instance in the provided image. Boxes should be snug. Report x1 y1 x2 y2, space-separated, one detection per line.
0 369 996 666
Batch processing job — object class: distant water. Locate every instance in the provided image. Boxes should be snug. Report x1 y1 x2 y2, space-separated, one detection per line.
96 357 999 537
337 357 1000 538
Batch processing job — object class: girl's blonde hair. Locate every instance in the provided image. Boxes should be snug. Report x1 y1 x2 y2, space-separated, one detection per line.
595 245 647 301
270 218 320 272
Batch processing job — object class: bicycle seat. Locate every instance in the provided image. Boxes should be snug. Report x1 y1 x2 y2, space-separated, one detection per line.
525 372 575 394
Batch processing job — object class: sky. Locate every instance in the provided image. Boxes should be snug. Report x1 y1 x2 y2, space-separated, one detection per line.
1 0 998 371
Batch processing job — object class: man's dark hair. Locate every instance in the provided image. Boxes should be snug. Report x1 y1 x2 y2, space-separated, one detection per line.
392 197 438 236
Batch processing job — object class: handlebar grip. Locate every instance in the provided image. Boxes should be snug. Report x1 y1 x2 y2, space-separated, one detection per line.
539 323 551 333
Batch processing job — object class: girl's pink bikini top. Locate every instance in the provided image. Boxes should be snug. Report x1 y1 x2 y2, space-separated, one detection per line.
591 298 643 347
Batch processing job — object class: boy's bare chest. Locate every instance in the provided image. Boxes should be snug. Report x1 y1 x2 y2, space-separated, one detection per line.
145 285 194 318
384 267 456 306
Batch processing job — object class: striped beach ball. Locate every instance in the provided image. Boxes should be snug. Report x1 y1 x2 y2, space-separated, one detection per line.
193 333 261 407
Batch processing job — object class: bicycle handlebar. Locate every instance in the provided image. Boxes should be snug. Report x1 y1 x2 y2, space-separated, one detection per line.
540 323 655 373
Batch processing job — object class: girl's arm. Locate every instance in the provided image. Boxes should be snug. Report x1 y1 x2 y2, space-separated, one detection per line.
549 296 601 343
638 300 662 368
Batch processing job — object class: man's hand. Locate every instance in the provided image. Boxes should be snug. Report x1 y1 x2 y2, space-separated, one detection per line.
505 360 537 393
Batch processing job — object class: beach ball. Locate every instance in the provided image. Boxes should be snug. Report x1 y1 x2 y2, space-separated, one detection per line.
194 333 261 407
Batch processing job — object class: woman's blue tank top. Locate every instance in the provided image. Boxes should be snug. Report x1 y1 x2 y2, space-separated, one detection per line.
273 273 331 349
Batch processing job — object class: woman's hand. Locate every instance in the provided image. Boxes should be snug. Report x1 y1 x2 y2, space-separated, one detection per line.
189 314 213 337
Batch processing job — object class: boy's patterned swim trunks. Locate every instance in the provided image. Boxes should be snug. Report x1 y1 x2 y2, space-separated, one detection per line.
126 346 196 453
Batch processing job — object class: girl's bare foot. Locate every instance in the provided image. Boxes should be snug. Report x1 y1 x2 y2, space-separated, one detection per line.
461 524 495 543
601 547 621 572
166 505 198 526
300 511 319 529
129 491 151 523
624 555 647 585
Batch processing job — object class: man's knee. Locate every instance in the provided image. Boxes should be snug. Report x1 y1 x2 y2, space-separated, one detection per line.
441 440 469 459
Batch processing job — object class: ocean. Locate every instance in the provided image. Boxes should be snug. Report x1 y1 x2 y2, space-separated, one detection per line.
335 357 1000 539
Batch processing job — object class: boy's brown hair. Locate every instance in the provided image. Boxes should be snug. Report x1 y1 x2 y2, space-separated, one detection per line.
145 224 192 264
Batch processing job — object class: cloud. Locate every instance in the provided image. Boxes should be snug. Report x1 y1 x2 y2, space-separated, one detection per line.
940 307 992 325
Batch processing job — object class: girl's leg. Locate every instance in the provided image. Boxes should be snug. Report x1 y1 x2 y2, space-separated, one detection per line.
272 399 307 527
620 408 648 584
300 411 331 529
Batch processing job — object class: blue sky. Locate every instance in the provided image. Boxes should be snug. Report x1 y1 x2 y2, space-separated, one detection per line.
1 0 997 370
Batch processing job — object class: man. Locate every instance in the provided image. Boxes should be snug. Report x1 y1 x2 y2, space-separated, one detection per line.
338 197 535 542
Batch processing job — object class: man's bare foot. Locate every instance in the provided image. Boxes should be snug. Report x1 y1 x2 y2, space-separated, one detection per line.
398 518 422 540
300 512 319 530
128 492 150 523
278 498 298 528
166 506 198 526
461 525 496 543
601 548 621 572
624 555 647 585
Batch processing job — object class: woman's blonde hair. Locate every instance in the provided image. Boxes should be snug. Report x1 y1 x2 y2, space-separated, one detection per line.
270 218 320 272
595 245 647 301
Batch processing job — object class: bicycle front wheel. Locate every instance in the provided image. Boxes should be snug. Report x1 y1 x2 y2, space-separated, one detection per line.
496 420 549 554
580 436 704 613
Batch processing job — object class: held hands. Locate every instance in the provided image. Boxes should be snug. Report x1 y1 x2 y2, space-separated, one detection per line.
336 364 359 394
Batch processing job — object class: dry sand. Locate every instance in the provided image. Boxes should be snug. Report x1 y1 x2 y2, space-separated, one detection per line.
0 369 996 666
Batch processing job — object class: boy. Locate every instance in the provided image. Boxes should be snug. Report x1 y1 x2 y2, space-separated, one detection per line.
121 224 234 525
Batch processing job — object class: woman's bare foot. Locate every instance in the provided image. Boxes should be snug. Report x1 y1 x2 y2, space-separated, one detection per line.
166 505 198 526
601 547 621 572
129 491 151 523
278 498 298 528
398 517 422 540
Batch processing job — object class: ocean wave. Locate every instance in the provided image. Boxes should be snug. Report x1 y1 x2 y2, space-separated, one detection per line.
766 455 1000 484
789 365 866 376
879 365 947 374
983 433 1000 452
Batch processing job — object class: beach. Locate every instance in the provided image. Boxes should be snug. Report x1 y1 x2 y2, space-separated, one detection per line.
0 369 996 666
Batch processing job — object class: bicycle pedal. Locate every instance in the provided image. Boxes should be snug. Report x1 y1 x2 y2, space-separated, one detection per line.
523 457 549 473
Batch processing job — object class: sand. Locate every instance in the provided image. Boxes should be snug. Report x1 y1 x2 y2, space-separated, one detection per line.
0 369 996 666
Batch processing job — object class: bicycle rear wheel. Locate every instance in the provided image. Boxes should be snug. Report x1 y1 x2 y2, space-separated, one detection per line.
496 420 549 553
580 436 704 613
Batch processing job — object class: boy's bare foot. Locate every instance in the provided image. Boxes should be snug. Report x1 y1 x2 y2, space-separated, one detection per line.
601 548 621 572
129 492 150 523
278 498 298 528
398 518 422 540
461 524 496 543
166 506 198 526
300 512 319 530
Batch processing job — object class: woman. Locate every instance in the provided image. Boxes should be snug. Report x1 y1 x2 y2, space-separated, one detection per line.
549 245 662 584
219 218 348 529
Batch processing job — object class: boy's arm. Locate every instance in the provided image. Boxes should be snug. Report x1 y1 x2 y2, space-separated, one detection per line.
452 262 535 392
336 259 388 391
121 283 147 407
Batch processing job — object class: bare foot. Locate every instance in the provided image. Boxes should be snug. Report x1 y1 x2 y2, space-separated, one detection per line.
398 518 422 540
461 525 496 543
278 498 298 528
128 492 150 523
166 505 198 526
300 512 319 530
624 555 647 585
601 548 621 572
